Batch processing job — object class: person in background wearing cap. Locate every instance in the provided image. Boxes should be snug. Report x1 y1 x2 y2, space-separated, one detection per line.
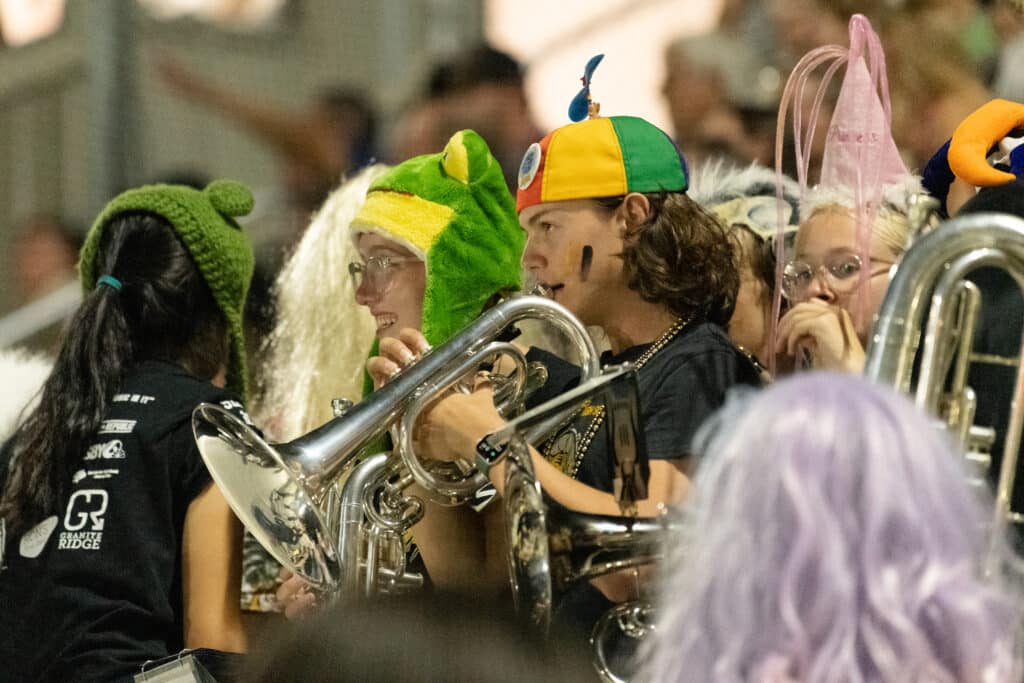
923 97 1024 543
0 180 256 680
374 112 762 634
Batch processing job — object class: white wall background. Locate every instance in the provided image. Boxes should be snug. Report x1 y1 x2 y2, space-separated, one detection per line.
486 0 721 133
0 0 483 315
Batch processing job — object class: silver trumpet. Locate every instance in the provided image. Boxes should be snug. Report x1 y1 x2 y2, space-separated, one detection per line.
865 211 1024 568
192 294 601 593
494 363 678 683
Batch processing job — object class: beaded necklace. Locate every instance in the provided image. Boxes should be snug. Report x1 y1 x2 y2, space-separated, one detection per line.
541 316 690 479
733 343 770 382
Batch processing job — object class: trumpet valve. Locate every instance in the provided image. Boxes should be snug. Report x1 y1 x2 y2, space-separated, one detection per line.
331 398 354 417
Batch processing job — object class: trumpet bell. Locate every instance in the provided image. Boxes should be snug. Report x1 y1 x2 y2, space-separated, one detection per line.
192 403 340 588
191 295 602 594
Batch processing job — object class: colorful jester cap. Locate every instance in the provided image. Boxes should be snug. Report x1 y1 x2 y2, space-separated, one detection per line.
350 129 524 346
516 116 689 213
517 54 688 212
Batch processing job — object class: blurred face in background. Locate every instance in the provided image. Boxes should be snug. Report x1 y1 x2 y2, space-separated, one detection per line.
13 215 79 304
727 226 774 363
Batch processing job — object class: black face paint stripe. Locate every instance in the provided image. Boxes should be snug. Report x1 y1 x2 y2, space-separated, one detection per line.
580 245 593 282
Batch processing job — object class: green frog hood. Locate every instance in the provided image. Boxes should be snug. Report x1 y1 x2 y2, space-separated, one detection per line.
351 129 525 346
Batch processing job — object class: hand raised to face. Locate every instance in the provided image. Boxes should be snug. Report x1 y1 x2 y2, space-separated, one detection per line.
775 299 865 374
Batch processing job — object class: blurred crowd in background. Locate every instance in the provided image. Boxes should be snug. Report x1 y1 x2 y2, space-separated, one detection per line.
5 0 1024 368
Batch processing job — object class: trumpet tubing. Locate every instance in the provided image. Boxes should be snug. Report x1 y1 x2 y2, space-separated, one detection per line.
503 434 678 631
193 295 601 592
864 212 1024 567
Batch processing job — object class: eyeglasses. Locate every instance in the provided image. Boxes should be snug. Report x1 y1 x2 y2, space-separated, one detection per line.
348 255 421 293
782 253 894 300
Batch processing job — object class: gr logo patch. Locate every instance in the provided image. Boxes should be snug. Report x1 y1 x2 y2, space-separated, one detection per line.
64 489 108 531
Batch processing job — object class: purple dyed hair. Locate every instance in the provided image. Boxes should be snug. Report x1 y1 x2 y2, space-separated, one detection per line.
638 373 1023 683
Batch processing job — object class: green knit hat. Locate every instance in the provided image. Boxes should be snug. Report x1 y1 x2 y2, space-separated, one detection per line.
351 129 525 346
79 179 256 398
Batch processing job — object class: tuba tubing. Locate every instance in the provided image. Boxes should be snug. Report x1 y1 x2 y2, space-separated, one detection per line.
193 295 600 589
865 212 1024 389
503 428 679 632
335 452 390 597
590 601 656 683
865 212 1024 570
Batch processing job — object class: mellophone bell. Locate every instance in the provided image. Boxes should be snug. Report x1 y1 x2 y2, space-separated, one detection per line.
192 293 678 682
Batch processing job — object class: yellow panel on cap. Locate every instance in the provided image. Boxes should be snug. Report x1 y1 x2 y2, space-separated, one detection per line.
352 190 454 254
441 130 470 184
541 118 628 202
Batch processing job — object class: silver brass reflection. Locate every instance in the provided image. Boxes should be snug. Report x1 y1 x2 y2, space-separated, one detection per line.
864 212 1024 570
192 295 600 590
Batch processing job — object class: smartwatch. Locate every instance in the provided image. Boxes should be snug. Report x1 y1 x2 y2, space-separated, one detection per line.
474 436 506 478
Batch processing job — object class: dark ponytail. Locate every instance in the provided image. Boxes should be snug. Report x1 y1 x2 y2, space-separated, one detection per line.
0 212 229 539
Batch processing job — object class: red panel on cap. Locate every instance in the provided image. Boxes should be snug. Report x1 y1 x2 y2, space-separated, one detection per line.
516 132 553 213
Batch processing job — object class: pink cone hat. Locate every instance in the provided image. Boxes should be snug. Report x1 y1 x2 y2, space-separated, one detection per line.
769 14 913 374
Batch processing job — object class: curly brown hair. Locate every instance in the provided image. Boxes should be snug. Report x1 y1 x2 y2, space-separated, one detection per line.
595 192 739 326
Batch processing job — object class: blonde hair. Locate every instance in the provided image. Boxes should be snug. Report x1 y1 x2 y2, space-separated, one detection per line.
801 173 923 258
254 165 389 440
804 202 912 259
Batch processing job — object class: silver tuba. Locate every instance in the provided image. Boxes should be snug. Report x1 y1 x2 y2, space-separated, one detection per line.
864 211 1024 566
503 434 678 682
192 295 601 593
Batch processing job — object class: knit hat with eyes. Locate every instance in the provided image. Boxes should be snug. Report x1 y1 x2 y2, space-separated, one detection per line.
350 129 525 347
79 179 256 398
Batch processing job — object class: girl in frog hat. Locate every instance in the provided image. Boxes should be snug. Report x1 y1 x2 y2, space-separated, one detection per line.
372 61 762 644
0 180 256 680
276 128 546 611
241 164 388 613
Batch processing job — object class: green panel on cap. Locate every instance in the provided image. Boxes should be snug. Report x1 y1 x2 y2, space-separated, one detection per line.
610 116 688 193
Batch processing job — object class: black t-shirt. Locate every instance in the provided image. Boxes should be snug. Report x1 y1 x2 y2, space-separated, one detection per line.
541 322 762 641
523 346 581 409
0 360 253 682
540 321 762 491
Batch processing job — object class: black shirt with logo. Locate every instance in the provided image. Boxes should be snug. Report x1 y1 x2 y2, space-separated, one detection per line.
538 322 763 644
546 321 762 489
0 360 253 682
